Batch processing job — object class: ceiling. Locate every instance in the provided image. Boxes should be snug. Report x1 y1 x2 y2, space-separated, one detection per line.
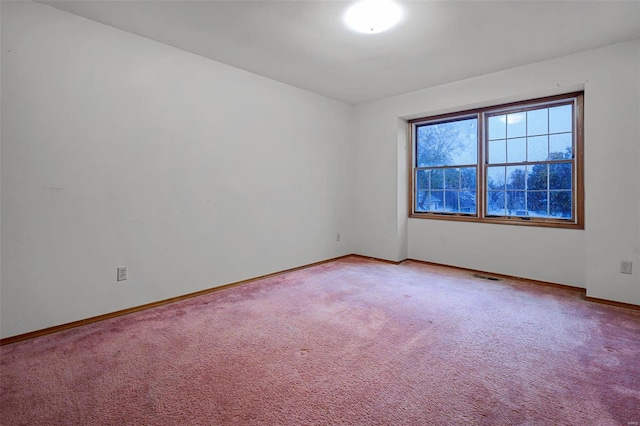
39 0 640 105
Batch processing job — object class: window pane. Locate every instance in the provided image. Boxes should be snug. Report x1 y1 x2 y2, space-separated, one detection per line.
416 170 429 190
488 115 506 140
549 104 572 134
460 167 476 191
488 139 506 164
550 191 572 218
527 191 548 217
549 133 572 159
507 166 526 190
430 169 444 189
527 108 548 136
416 191 429 212
527 164 548 191
527 135 548 162
506 113 526 138
507 137 526 163
507 191 526 215
445 190 460 212
416 118 477 167
487 166 506 190
459 190 476 214
430 190 444 212
487 191 506 215
549 163 572 190
445 168 460 190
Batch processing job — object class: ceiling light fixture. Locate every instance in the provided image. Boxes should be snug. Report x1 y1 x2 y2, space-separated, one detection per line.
344 0 402 34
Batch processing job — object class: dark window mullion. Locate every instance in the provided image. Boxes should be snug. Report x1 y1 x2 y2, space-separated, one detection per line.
488 159 572 168
479 112 485 218
415 164 477 171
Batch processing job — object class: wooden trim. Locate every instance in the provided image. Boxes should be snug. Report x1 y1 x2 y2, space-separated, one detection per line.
408 121 415 218
408 115 483 220
349 254 403 265
404 258 586 293
407 213 583 229
408 92 583 125
574 93 585 229
0 254 355 346
4 253 635 346
583 296 640 311
477 109 485 220
408 91 585 229
483 96 576 119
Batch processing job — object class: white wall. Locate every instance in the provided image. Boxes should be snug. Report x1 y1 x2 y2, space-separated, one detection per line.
0 1 353 338
353 39 640 305
2 2 639 339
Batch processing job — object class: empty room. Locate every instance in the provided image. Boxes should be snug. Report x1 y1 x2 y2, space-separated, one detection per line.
1 0 639 424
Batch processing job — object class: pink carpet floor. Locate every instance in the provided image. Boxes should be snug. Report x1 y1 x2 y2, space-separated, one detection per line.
1 257 639 425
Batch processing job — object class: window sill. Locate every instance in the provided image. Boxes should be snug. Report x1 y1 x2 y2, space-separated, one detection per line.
409 213 584 229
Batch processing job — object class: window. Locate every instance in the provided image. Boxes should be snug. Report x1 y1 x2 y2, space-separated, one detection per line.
409 92 584 229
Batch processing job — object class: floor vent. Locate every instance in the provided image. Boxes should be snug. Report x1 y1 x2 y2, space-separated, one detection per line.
473 273 500 281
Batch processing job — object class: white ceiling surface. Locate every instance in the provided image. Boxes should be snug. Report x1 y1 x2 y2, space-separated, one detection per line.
38 1 640 105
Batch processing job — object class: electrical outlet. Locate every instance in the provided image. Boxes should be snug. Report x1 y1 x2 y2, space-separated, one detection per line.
620 261 632 275
117 266 128 281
